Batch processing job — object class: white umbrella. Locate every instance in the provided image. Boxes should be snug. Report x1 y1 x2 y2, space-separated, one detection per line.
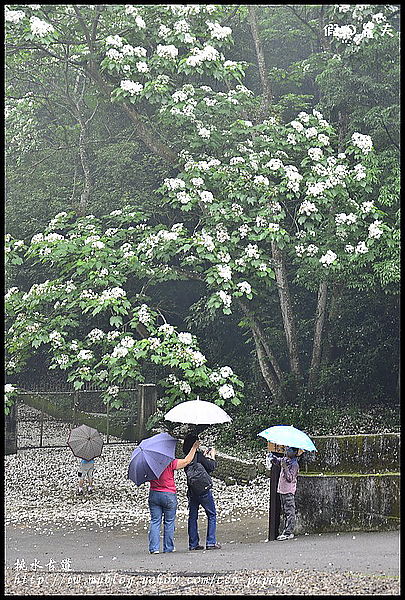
164 397 232 425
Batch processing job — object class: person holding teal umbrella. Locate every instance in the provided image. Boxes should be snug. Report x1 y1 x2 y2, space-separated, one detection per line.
268 446 300 540
258 425 317 540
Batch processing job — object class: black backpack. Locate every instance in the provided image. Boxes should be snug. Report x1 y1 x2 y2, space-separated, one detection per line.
185 455 213 497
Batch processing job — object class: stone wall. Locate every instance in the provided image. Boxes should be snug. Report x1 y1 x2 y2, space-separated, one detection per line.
295 474 400 533
210 434 400 533
300 433 400 474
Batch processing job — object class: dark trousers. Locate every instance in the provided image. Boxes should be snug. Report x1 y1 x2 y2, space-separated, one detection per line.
279 492 296 535
188 490 217 549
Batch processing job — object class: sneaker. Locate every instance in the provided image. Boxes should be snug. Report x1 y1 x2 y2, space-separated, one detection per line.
277 533 294 540
206 543 221 550
149 550 159 554
88 487 93 494
189 545 205 551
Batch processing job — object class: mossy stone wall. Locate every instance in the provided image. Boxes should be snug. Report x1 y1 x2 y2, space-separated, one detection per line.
301 433 400 474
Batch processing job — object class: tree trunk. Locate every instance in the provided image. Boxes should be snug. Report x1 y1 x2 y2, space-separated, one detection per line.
252 329 281 400
237 299 283 382
77 115 91 215
121 103 178 165
322 283 343 364
271 242 302 377
308 281 328 387
247 5 272 115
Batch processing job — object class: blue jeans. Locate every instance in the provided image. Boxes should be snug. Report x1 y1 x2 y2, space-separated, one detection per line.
148 490 177 553
188 490 217 549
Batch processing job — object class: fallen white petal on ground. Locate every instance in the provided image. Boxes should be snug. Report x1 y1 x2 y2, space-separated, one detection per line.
6 404 268 533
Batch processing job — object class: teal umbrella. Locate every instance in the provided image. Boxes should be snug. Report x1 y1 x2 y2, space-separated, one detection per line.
258 425 317 452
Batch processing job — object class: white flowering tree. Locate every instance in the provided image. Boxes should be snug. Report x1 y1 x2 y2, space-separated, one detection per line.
5 4 399 411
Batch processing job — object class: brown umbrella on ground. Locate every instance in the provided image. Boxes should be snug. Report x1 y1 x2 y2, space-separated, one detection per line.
67 424 104 461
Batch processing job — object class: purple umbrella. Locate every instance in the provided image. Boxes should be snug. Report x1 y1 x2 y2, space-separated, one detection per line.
128 432 178 486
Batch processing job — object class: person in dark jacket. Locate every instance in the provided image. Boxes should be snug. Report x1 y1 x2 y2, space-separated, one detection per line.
182 434 221 550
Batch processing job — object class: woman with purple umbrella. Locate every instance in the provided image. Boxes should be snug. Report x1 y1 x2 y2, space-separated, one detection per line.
147 438 200 554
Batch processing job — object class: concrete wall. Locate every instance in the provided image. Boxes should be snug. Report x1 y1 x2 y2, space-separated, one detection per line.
295 473 400 533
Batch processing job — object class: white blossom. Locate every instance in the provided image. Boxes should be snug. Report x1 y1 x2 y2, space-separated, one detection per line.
178 332 193 345
125 5 138 15
178 381 192 394
199 190 214 203
306 244 319 256
197 126 211 138
158 24 171 37
218 383 235 399
136 61 149 73
137 304 151 325
173 19 190 33
298 200 318 216
158 324 175 336
207 21 232 39
164 178 186 190
215 225 230 242
353 164 367 180
265 158 283 170
218 290 232 308
268 223 280 232
186 45 219 66
236 281 251 295
283 165 303 193
238 224 250 238
156 44 179 59
106 48 122 61
355 241 369 254
230 156 245 165
298 111 310 123
360 201 374 213
106 35 123 47
317 134 330 146
172 90 188 103
352 132 373 154
135 15 146 28
308 147 324 161
305 127 318 138
254 175 270 186
245 244 260 259
290 120 304 132
120 80 143 95
5 9 25 23
209 371 221 383
77 349 93 361
319 250 337 266
30 16 54 37
306 182 326 197
368 220 383 239
87 329 105 342
217 264 232 281
177 191 193 205
220 366 233 378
